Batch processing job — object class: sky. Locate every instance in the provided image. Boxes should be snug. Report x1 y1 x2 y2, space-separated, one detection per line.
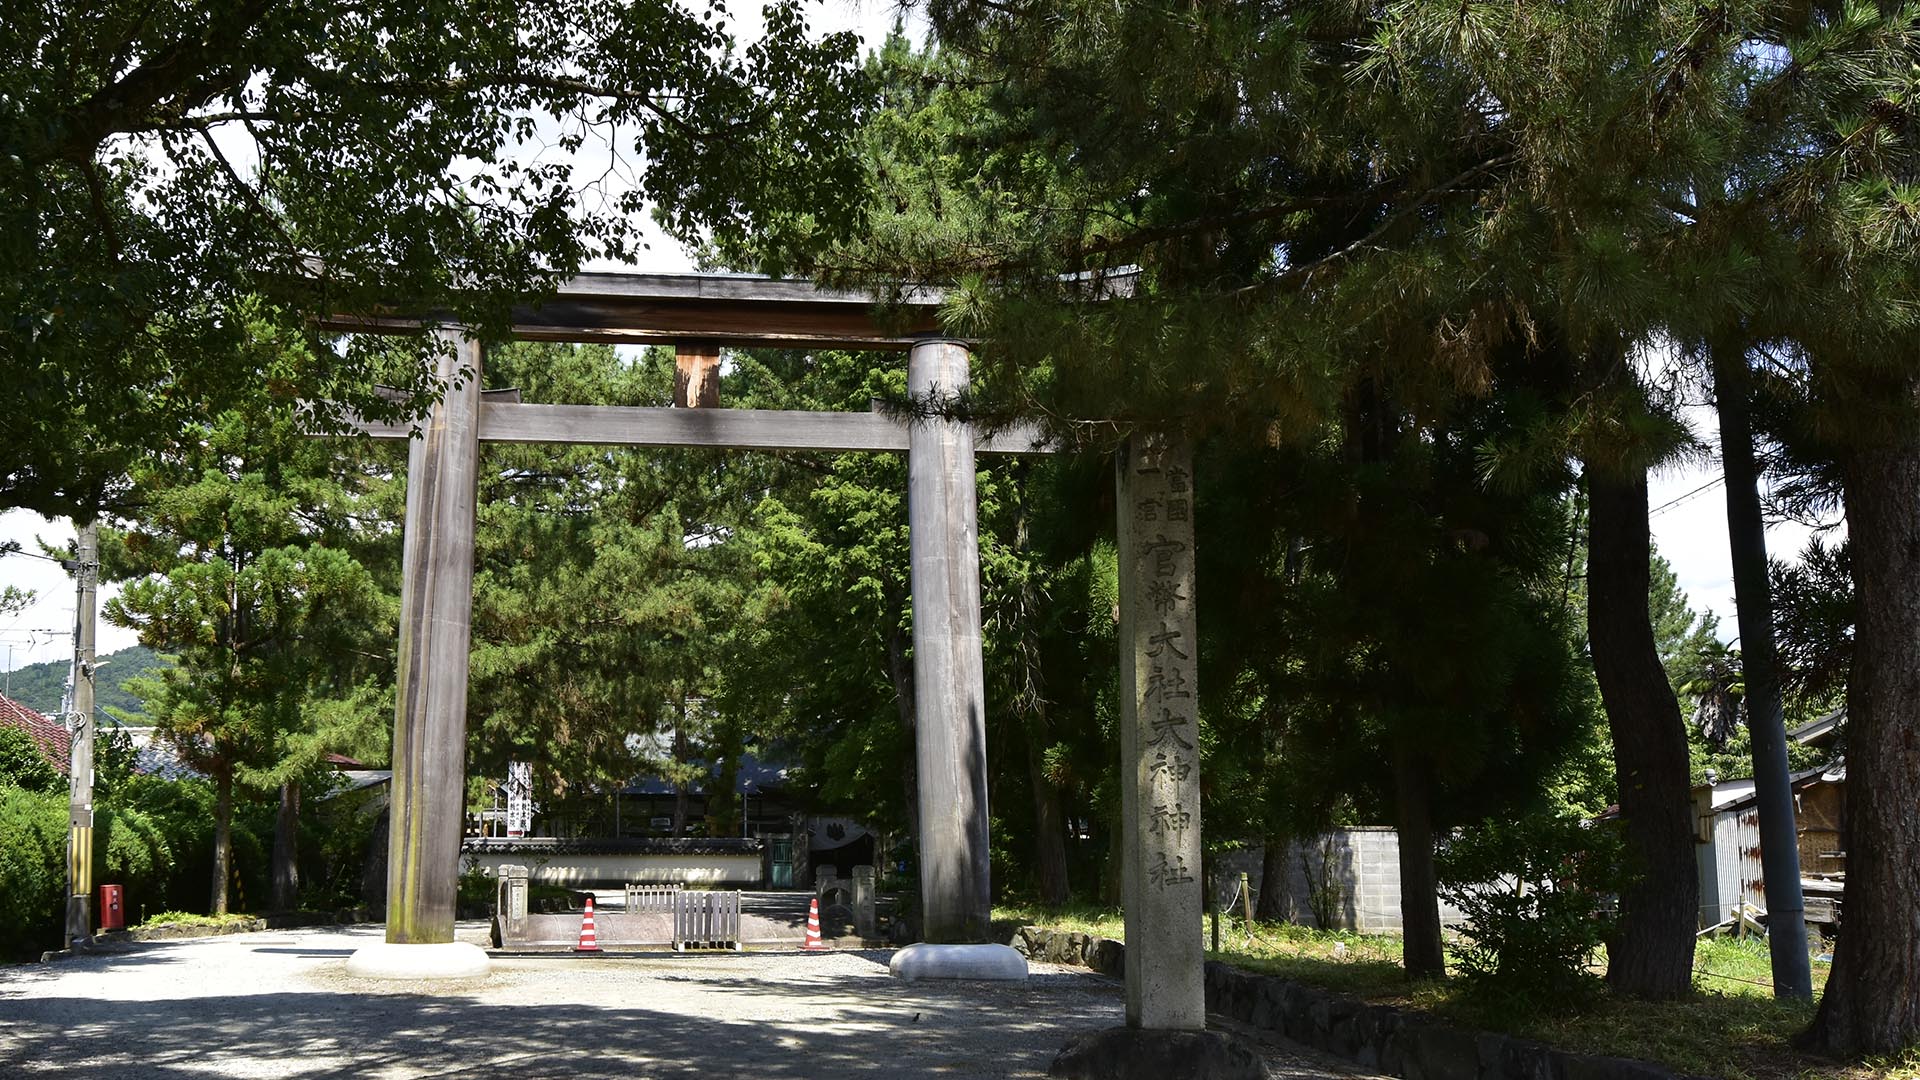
0 1 1846 674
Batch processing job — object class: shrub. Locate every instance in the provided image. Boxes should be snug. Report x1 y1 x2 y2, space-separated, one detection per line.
0 785 68 959
1437 811 1625 1012
0 727 62 794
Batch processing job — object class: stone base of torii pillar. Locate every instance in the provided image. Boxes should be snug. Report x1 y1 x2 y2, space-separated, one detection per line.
346 941 491 981
890 943 1028 982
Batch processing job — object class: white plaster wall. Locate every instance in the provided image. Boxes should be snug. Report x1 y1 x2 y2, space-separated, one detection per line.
465 852 763 887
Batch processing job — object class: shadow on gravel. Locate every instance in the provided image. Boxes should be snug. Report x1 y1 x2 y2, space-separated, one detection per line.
0 984 1112 1078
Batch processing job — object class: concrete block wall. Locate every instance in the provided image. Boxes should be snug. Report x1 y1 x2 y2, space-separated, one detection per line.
1213 828 1467 934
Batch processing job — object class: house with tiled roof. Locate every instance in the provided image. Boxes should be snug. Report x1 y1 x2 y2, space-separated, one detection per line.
0 693 70 775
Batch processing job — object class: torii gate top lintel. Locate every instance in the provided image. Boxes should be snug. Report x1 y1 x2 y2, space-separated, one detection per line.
317 270 949 351
325 270 1045 453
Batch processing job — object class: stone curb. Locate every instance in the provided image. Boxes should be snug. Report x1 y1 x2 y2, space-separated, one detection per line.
1009 927 1710 1080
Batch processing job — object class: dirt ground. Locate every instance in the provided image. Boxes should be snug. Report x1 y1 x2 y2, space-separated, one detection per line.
0 922 1379 1078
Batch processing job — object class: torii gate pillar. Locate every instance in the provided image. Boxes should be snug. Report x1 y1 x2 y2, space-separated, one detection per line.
348 329 490 979
906 339 993 944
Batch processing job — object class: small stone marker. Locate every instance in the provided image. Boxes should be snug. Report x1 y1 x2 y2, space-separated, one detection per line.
497 864 529 944
853 865 877 938
1118 432 1204 1030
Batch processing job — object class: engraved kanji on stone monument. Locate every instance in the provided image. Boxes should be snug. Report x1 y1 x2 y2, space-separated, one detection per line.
1118 430 1205 1031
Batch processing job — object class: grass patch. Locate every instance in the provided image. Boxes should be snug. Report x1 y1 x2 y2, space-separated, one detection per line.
1693 935 1831 998
137 911 255 929
1003 905 1879 1080
1210 921 1413 1000
992 901 1126 942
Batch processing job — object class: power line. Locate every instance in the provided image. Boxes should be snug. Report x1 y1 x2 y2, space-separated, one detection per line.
1650 476 1725 518
0 546 67 565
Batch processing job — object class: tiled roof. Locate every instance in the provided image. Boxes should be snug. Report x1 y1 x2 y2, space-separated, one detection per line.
0 694 70 774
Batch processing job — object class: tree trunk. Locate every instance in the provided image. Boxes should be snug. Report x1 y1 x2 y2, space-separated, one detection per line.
1710 340 1811 1000
210 761 233 915
884 608 920 859
1393 741 1446 979
1802 419 1920 1055
1025 724 1071 905
1586 466 1698 999
670 714 690 837
270 779 300 911
708 732 743 838
1256 835 1291 922
1010 471 1071 906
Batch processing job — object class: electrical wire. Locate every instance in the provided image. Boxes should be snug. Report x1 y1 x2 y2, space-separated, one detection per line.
0 546 67 564
1649 476 1726 517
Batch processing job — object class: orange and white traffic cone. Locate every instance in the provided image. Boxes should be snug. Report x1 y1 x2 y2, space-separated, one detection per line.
803 897 826 950
575 895 601 953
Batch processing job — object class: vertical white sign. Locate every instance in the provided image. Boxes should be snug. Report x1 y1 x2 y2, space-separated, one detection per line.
505 761 533 838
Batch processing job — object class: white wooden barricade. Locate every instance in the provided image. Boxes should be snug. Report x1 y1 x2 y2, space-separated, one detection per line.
672 890 743 951
624 882 685 913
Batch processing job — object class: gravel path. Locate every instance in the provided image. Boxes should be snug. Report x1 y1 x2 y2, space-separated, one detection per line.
0 923 1379 1079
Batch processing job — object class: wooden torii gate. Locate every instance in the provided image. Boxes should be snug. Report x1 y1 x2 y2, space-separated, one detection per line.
333 272 1212 1047
331 273 1044 973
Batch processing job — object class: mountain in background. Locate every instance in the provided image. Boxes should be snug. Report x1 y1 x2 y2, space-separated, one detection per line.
1 645 172 722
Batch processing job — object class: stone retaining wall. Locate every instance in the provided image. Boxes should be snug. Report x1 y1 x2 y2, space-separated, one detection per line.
41 909 379 961
117 908 376 942
1009 927 1704 1080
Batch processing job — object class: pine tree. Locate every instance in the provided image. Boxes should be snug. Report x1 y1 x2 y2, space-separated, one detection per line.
104 325 394 914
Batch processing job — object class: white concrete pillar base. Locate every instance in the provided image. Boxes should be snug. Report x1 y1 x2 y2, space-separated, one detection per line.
889 943 1027 982
345 941 491 980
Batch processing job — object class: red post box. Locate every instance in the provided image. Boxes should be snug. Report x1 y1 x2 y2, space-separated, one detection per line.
98 884 125 932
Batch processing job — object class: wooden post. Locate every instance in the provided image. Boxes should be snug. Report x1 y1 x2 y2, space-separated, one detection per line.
1118 431 1205 1030
674 343 721 408
906 338 992 944
386 329 484 945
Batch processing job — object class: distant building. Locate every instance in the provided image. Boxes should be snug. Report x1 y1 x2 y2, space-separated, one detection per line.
461 740 884 891
1690 708 1848 930
0 692 70 774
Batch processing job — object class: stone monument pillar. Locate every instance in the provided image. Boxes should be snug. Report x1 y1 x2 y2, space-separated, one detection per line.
1117 431 1205 1029
1048 431 1259 1077
348 329 490 980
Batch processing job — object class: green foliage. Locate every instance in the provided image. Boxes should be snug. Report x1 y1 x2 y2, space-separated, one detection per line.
0 583 31 617
0 726 63 794
2 0 872 517
98 329 396 911
0 778 185 959
0 784 66 959
1438 813 1627 1012
136 911 254 929
1771 538 1854 710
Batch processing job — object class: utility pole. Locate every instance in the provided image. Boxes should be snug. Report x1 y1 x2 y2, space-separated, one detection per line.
1711 341 1812 999
64 521 98 950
